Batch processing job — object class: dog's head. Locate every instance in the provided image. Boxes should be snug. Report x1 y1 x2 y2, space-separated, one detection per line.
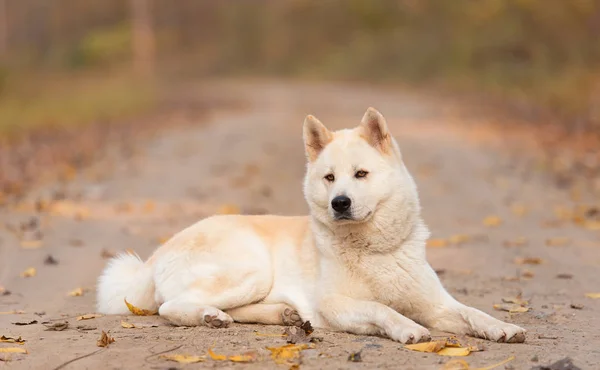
303 107 419 228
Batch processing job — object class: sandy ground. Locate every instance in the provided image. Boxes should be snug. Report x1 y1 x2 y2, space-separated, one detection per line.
1 80 599 370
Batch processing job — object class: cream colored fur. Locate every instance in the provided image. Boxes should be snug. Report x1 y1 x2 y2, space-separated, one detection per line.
97 108 526 343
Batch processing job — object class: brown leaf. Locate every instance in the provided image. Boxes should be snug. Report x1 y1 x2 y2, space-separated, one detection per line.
483 215 502 227
44 255 59 265
556 273 573 279
348 351 362 362
521 270 535 279
570 303 584 310
76 314 102 321
100 249 116 259
160 354 206 364
300 321 314 335
12 320 37 326
44 321 69 331
20 267 36 278
514 257 543 265
96 331 115 347
124 298 157 316
0 336 25 344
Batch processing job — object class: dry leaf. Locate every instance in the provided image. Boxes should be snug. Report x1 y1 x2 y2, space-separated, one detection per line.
124 298 157 316
12 320 37 326
556 273 573 279
426 239 448 248
20 240 43 249
483 216 502 227
449 234 470 245
503 237 528 247
68 288 84 297
476 356 515 370
444 359 470 370
96 331 115 347
0 311 25 315
438 347 471 356
585 293 600 299
20 267 36 278
100 249 116 259
0 348 27 354
228 352 257 363
404 341 446 353
160 354 205 364
266 343 315 365
0 336 25 344
493 304 530 313
348 351 362 362
77 314 102 321
217 204 240 215
207 348 227 361
142 200 155 214
44 322 68 331
120 321 136 329
514 257 543 265
521 270 535 279
545 237 570 247
570 303 584 309
502 297 529 305
44 255 59 265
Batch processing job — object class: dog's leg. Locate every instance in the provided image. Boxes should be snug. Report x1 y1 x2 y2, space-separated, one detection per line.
226 303 303 326
320 294 430 343
159 295 234 327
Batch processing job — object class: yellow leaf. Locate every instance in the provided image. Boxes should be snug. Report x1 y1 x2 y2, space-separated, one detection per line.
438 347 471 356
76 314 102 321
449 234 470 245
404 341 446 353
228 352 257 363
160 354 205 364
142 200 155 214
521 270 534 279
124 298 157 316
514 257 543 265
444 359 470 369
20 267 36 278
20 240 43 249
444 336 462 347
96 331 115 347
217 204 240 215
483 216 502 227
120 321 136 329
502 297 529 305
0 348 27 354
475 356 515 370
266 343 315 365
207 348 227 361
582 220 600 230
68 288 84 297
545 237 570 247
493 304 530 313
0 336 25 345
585 293 600 299
426 239 448 248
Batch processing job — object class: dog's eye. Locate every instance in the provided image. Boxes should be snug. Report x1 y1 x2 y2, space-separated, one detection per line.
355 170 369 179
324 174 335 182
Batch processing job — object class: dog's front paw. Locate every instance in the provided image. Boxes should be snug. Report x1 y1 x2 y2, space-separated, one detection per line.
387 325 431 344
479 323 526 343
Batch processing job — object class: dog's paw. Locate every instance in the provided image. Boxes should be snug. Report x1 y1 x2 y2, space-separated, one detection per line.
387 325 431 344
479 323 526 343
202 308 233 329
281 307 303 327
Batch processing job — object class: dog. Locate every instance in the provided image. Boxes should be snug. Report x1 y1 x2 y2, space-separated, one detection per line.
97 107 526 344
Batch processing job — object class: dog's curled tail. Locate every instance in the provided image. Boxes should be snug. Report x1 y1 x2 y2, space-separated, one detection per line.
96 252 157 314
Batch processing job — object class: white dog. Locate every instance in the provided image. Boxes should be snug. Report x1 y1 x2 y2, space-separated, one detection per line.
97 108 526 344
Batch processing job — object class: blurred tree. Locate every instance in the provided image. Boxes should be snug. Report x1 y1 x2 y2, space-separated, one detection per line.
0 0 7 58
131 0 155 76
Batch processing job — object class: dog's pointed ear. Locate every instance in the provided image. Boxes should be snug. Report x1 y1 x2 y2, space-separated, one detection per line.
303 115 332 162
359 107 392 154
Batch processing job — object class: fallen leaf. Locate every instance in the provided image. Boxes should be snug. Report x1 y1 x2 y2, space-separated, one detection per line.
120 321 136 329
217 204 240 215
585 293 600 299
521 270 535 279
20 267 36 278
493 304 530 313
12 320 37 326
404 341 446 353
100 249 116 259
124 298 157 316
449 234 470 245
0 348 27 354
510 204 528 217
427 239 448 248
44 255 59 265
207 348 227 361
483 216 502 227
514 257 543 265
142 200 155 214
444 336 462 347
556 273 573 279
76 325 97 331
582 220 600 230
77 314 102 321
545 237 570 247
503 237 528 247
438 347 471 356
20 240 43 249
284 326 309 344
300 321 314 335
502 296 529 305
68 288 84 297
160 354 205 364
570 303 584 309
444 359 470 370
228 351 257 363
266 343 315 365
44 322 69 331
97 331 115 347
0 311 25 315
348 351 362 362
0 336 25 344
476 356 515 370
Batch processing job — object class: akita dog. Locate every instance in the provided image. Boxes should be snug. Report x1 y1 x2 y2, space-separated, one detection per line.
97 108 526 344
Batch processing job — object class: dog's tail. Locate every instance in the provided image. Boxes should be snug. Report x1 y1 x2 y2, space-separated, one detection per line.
96 252 158 314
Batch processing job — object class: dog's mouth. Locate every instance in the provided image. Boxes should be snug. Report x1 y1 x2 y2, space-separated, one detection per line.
333 211 372 223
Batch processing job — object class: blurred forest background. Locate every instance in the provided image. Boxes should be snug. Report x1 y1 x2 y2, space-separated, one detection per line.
0 0 599 137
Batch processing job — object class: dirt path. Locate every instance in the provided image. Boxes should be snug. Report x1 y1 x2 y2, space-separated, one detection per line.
1 80 598 370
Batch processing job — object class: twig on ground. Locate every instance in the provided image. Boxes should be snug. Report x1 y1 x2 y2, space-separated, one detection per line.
144 344 184 363
52 348 106 370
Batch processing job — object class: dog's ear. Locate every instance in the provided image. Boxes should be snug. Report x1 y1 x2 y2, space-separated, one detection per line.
359 107 392 154
303 115 332 162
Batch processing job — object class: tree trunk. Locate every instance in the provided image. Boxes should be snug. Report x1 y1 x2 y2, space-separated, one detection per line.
131 0 155 76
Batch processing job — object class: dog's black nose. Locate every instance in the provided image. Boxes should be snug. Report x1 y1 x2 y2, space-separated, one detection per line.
331 195 351 213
